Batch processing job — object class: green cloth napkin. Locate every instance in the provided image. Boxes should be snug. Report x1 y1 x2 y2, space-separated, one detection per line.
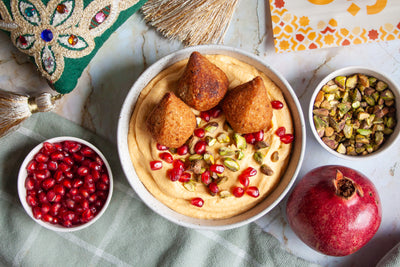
0 112 318 266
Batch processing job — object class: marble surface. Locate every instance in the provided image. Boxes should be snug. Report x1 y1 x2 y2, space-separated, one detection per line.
1 1 400 266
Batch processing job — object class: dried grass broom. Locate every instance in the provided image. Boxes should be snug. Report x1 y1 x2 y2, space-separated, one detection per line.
141 0 239 46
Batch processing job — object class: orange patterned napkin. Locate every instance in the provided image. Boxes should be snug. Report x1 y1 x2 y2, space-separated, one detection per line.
269 0 400 53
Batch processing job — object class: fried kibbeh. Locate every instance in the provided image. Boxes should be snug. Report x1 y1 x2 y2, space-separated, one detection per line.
221 76 273 134
177 52 229 111
146 92 196 148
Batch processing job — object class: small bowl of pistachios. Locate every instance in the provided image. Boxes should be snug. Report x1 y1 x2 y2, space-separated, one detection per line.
309 66 399 160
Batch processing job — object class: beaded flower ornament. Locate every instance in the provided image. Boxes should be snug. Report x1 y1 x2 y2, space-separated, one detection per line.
0 0 147 137
0 0 147 94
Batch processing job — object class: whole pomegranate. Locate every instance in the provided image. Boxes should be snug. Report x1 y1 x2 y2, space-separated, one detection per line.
286 165 381 256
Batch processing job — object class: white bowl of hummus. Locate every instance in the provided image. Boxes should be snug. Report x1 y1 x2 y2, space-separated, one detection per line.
117 45 306 230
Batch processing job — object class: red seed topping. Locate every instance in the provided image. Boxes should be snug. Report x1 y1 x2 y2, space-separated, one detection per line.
167 168 182 182
201 171 211 185
280 133 294 144
150 160 163 170
246 186 260 198
253 130 264 142
191 197 204 207
194 140 207 155
244 133 256 145
172 159 185 171
176 145 189 156
209 106 222 118
178 172 191 183
242 167 257 177
271 100 284 109
232 187 245 198
159 152 173 163
275 127 286 137
238 174 249 187
156 143 168 151
208 182 219 194
194 128 205 138
209 164 225 174
200 111 211 122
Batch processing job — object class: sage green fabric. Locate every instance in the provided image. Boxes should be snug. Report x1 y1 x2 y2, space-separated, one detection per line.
0 112 319 266
0 0 147 94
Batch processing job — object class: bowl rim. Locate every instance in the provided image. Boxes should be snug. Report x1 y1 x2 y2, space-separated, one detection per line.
18 136 114 232
117 44 306 230
309 66 400 160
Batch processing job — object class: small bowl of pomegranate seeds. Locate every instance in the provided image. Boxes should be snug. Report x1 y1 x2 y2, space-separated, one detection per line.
18 136 113 231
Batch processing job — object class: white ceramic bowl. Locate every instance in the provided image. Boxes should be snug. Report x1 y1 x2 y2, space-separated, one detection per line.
309 66 400 160
117 45 306 230
18 136 113 232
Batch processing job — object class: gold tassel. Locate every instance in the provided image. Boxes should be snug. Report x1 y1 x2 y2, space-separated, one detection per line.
141 0 239 46
0 90 63 137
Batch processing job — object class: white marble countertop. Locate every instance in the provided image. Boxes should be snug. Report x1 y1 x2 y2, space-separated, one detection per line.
1 1 399 266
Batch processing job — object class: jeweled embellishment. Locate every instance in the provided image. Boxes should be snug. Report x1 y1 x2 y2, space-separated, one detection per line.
95 11 106 23
18 36 28 46
41 29 53 42
56 4 68 14
89 6 111 29
68 34 78 45
24 7 36 17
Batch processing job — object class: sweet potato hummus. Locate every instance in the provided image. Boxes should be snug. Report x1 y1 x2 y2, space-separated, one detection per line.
128 54 293 219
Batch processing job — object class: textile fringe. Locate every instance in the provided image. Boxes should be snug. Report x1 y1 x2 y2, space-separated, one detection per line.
141 0 239 46
0 90 62 137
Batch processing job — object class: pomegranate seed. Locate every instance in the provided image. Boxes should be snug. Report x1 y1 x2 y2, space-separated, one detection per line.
94 156 104 166
100 174 109 184
63 211 75 222
81 159 91 167
26 195 38 207
201 171 211 185
53 170 64 182
156 143 168 151
159 152 173 163
48 161 58 171
62 220 72 227
43 142 56 153
58 162 70 172
88 194 97 203
172 159 185 171
194 140 207 154
50 203 61 216
232 187 245 198
244 133 256 144
26 160 37 173
92 170 101 180
81 199 90 209
54 142 63 151
37 162 47 171
77 166 89 176
280 134 294 144
72 153 84 162
69 143 81 153
209 106 222 118
46 190 57 202
150 160 163 170
86 184 96 194
200 111 210 122
63 156 74 166
275 127 286 137
38 192 47 203
89 162 101 171
95 199 103 207
242 167 257 177
69 188 79 195
176 145 189 156
246 186 260 198
34 170 49 180
80 146 94 157
35 153 49 163
53 194 62 202
191 197 204 207
72 194 82 202
62 179 72 189
64 171 73 179
209 164 224 174
72 179 83 188
97 183 108 191
271 100 284 109
54 184 65 195
82 210 93 222
208 182 219 195
254 130 264 142
238 174 250 187
179 172 191 183
42 178 55 190
25 177 35 190
41 203 51 214
167 168 182 182
42 214 54 223
194 128 205 138
50 152 64 161
27 190 37 197
85 175 94 184
97 190 107 200
32 207 42 219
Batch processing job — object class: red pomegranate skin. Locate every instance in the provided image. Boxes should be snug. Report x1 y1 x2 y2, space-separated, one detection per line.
286 165 382 256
